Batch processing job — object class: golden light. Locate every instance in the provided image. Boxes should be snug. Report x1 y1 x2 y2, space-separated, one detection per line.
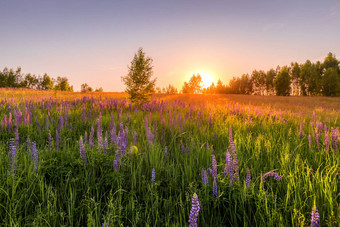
199 72 215 88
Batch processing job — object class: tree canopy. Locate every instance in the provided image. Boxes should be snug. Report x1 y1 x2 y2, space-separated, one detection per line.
122 48 156 105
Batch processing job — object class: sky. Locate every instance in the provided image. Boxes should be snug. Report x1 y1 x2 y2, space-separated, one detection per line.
1 0 340 91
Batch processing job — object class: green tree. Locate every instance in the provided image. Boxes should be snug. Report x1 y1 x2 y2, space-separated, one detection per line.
322 52 340 73
322 68 340 96
266 69 276 95
181 74 203 94
54 76 73 91
274 67 291 96
122 48 156 105
81 83 93 92
300 60 321 96
39 74 54 90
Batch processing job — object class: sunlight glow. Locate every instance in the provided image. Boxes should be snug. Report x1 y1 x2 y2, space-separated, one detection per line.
199 73 215 88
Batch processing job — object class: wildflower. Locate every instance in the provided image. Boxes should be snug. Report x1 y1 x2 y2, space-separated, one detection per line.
151 168 156 182
9 138 17 175
113 160 119 172
188 193 200 227
31 142 38 173
308 135 312 148
230 142 239 181
310 205 320 227
89 126 94 149
229 126 233 143
55 129 59 150
324 132 330 153
97 119 103 151
201 168 209 186
246 168 251 187
262 171 283 182
102 223 109 227
79 137 87 166
224 151 234 183
48 130 52 152
207 168 212 176
299 122 304 139
14 128 19 149
104 132 109 154
213 177 218 197
212 155 217 179
331 128 339 151
181 141 185 153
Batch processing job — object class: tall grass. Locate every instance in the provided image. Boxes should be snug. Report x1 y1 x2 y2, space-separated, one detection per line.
0 89 339 226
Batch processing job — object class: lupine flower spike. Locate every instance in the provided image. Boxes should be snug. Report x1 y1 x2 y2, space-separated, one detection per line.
310 205 320 227
151 168 156 182
188 193 201 227
246 168 251 187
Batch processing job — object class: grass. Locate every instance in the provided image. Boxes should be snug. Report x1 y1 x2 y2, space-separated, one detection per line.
0 89 339 226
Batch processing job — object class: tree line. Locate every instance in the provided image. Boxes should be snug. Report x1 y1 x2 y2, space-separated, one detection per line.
183 52 340 96
0 67 73 91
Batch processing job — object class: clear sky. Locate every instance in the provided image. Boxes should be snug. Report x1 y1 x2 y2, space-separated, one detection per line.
1 0 340 91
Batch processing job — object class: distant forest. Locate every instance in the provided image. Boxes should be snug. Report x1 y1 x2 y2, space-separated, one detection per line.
1 52 339 96
0 67 73 91
177 52 340 96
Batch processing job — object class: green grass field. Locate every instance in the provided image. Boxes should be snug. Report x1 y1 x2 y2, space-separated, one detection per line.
0 89 339 226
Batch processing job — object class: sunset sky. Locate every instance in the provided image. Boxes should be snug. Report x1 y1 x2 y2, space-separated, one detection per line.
1 0 340 91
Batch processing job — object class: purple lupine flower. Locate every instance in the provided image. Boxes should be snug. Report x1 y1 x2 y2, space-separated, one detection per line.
14 128 19 150
55 129 59 150
224 151 234 185
26 135 31 153
212 155 217 179
324 132 330 153
9 138 17 175
316 131 320 151
230 142 239 181
207 168 212 176
31 142 38 173
274 175 283 181
89 126 94 149
331 128 339 151
229 126 233 143
310 205 320 227
104 131 109 154
113 160 119 172
212 177 218 197
245 168 251 187
8 113 12 130
201 168 209 186
151 168 156 182
262 171 283 182
308 135 312 148
188 193 201 227
36 117 42 133
79 137 87 166
144 115 154 144
299 122 304 139
58 115 63 131
180 141 185 153
102 223 109 227
97 119 103 151
48 130 52 152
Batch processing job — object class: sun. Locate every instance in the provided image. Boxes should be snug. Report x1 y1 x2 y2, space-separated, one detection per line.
199 73 215 88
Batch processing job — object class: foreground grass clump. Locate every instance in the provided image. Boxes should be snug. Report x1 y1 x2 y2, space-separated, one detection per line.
0 90 339 226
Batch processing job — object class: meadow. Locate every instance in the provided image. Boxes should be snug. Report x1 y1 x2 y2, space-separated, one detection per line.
0 89 339 226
